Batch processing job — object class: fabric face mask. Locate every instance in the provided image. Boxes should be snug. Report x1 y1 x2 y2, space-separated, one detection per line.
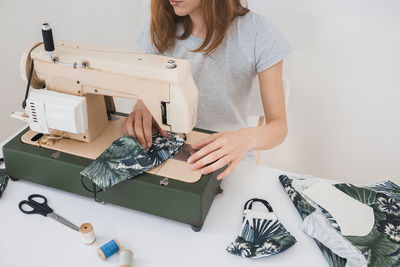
81 133 185 190
227 198 296 259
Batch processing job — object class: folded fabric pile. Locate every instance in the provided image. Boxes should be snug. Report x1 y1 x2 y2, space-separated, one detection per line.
81 133 185 190
279 174 400 267
227 198 296 259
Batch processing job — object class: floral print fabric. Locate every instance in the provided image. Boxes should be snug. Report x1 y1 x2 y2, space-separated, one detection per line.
81 133 185 190
280 175 400 267
226 198 296 258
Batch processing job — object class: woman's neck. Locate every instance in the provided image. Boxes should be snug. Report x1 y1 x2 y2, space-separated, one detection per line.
189 7 206 38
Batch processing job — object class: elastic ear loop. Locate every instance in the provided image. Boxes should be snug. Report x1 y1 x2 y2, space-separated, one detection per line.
81 175 103 203
244 198 273 212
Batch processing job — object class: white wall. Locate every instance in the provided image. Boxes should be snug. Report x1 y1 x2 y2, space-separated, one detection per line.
0 0 149 136
0 0 399 184
250 0 400 184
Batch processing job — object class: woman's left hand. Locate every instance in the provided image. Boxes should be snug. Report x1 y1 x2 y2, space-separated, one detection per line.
187 129 252 180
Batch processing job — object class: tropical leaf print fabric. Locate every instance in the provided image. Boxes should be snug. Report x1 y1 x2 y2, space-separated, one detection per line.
226 198 296 258
279 174 400 267
81 133 184 190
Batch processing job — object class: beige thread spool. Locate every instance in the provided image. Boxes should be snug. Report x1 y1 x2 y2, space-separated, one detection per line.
119 249 134 267
79 223 96 245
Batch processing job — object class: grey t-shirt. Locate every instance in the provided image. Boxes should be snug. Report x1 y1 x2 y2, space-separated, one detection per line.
137 11 292 132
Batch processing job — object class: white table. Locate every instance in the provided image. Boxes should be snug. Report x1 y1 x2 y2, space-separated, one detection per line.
0 133 327 267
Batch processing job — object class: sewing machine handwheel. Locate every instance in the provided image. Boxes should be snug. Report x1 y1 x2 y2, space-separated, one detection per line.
191 224 203 232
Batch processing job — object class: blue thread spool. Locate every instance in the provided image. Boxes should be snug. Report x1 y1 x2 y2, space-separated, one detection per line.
97 239 121 261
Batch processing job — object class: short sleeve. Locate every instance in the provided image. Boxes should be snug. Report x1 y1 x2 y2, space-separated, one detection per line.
254 16 292 73
136 23 161 55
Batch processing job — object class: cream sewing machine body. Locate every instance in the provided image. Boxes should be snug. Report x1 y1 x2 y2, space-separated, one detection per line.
3 25 224 231
15 41 209 183
19 40 198 138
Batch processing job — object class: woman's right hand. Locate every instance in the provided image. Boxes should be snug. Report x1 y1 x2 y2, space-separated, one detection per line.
122 100 168 149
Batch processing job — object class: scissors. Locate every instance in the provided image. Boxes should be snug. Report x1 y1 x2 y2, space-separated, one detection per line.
19 194 79 232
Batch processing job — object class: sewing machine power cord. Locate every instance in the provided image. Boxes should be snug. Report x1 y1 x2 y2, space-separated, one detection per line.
22 60 35 109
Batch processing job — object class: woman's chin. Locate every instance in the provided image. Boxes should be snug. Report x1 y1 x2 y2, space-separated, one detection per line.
173 7 189 17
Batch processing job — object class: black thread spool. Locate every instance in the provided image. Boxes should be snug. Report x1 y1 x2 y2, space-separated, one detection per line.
41 23 55 58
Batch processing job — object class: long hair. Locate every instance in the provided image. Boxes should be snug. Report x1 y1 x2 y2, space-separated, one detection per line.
150 0 249 55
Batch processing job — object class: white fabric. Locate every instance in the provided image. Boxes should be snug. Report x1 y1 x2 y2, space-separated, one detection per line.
302 211 368 267
303 180 374 237
289 175 369 267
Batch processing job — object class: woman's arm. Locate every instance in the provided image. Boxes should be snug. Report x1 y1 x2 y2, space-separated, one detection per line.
187 61 288 179
244 60 288 150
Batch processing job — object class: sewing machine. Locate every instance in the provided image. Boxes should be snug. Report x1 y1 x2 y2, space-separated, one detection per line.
2 24 224 231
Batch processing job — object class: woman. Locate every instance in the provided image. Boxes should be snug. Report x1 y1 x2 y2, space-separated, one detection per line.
123 0 291 180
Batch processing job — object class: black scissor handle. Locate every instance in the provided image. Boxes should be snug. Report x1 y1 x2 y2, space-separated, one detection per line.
18 194 53 216
28 194 48 206
19 200 40 215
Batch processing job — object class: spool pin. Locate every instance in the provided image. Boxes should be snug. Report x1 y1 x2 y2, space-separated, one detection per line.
79 223 96 245
97 239 121 261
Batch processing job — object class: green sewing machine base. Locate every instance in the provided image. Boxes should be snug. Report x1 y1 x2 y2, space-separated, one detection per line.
2 127 223 232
